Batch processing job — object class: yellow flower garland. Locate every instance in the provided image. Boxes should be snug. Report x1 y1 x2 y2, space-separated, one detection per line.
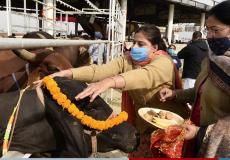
43 76 128 131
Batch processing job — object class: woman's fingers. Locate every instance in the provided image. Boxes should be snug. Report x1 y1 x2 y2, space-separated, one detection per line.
33 80 42 85
89 89 101 102
158 88 175 102
75 81 109 102
32 73 56 87
75 86 94 100
182 124 199 140
159 90 167 102
33 80 43 88
159 88 170 102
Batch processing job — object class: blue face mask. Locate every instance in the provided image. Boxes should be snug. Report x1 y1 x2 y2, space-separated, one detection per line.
130 47 148 61
207 37 230 56
168 48 177 56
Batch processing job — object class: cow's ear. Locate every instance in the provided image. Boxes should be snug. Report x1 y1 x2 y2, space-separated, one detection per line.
46 64 60 73
79 46 88 54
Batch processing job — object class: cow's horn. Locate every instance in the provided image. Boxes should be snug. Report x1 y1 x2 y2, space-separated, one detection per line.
12 49 36 62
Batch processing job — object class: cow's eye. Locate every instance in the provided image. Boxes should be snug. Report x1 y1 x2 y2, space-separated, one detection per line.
47 65 59 73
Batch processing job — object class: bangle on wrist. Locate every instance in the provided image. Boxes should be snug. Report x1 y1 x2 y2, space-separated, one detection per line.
109 77 117 88
67 69 73 79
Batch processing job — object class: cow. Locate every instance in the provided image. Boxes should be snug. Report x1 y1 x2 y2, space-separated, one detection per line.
0 31 90 93
0 77 140 158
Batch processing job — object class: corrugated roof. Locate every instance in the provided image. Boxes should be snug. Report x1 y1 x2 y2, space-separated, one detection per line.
168 0 224 10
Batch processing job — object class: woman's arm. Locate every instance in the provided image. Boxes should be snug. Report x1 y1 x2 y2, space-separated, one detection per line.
120 55 174 90
71 56 130 82
175 88 195 104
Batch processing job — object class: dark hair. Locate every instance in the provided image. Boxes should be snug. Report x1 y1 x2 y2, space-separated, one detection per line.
192 31 202 40
208 0 230 25
135 24 167 51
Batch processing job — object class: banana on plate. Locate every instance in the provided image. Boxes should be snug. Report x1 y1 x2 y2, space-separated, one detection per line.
152 117 178 129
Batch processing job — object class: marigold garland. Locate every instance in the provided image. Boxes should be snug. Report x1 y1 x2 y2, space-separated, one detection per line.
43 76 128 131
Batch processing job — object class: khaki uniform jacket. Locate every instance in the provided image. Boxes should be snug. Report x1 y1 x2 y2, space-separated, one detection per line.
176 58 230 126
71 54 190 132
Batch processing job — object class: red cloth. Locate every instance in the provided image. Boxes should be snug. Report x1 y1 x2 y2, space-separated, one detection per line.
121 91 135 125
174 65 182 89
150 125 185 158
184 78 208 157
56 16 77 22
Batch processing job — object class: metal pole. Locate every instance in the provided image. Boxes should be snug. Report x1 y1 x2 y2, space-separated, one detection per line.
65 13 68 37
44 0 54 35
0 38 109 50
200 12 205 31
166 4 174 45
6 0 12 36
36 1 39 31
24 0 27 33
106 0 112 63
111 0 115 59
53 0 56 37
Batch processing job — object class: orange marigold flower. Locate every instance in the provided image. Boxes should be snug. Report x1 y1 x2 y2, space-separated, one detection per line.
91 119 98 128
121 111 128 120
62 100 71 109
71 106 79 116
68 105 75 113
105 119 112 127
98 122 106 130
81 116 88 125
93 122 100 129
57 95 67 105
53 93 61 100
44 76 128 131
59 93 67 101
115 119 121 125
83 116 92 126
48 86 58 93
49 81 58 86
76 111 84 119
51 87 60 94
57 100 63 106
43 76 51 83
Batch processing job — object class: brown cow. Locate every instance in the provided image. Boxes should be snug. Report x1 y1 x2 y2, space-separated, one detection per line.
0 31 90 93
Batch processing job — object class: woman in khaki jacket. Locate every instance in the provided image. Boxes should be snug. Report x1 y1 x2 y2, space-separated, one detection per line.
35 24 189 157
159 0 230 157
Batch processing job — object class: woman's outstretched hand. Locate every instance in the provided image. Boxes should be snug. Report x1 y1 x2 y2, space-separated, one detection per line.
33 69 73 87
75 78 116 102
158 87 176 102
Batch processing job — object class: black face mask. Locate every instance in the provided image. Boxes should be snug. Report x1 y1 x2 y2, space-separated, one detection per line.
207 37 230 56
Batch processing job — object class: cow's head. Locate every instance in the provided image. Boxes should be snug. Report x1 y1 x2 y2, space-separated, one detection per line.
0 77 139 157
9 31 90 87
43 77 140 157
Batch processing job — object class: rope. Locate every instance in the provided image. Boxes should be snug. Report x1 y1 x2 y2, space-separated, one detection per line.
83 112 115 157
2 86 30 155
11 73 20 91
83 130 100 157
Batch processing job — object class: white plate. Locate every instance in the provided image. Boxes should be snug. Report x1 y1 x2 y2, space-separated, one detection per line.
138 108 184 129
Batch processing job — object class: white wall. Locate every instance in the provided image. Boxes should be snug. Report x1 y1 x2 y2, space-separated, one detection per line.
0 11 80 36
0 11 38 34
